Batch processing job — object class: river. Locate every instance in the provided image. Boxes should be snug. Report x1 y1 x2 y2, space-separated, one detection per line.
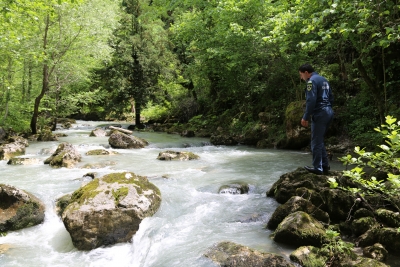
0 120 342 267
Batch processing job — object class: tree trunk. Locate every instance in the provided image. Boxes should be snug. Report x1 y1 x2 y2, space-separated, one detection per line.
30 14 50 134
135 100 141 127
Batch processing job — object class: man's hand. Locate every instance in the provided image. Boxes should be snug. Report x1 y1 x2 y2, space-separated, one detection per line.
301 118 309 127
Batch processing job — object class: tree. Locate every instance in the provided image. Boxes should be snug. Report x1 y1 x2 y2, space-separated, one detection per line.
101 0 177 126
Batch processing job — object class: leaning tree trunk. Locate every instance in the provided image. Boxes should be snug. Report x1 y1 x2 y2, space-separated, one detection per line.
30 14 50 134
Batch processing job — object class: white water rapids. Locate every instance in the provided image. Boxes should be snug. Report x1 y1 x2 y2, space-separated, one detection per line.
0 121 342 267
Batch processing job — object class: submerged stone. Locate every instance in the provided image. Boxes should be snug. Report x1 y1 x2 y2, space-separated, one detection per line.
204 241 295 267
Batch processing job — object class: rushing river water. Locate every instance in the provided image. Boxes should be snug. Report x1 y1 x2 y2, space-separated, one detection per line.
0 120 344 267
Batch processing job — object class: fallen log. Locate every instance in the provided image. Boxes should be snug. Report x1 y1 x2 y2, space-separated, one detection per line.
109 126 133 134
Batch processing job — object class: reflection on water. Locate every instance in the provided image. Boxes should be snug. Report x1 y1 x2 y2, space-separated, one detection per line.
0 121 344 267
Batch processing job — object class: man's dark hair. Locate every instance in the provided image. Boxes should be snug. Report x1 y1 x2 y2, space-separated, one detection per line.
298 63 315 73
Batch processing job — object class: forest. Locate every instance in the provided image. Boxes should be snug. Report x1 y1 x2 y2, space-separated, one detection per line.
1 0 400 149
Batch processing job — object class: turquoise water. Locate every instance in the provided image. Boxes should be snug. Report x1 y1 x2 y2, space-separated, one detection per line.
0 121 342 267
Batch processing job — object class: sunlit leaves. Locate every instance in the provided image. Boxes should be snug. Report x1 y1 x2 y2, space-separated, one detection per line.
340 116 400 200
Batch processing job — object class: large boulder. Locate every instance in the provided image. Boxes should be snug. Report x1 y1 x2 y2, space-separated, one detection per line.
357 227 400 254
44 142 81 168
156 150 199 161
204 241 295 267
0 184 45 232
267 196 330 230
267 168 357 222
283 101 310 149
363 243 388 262
267 168 331 204
0 136 29 160
108 131 148 149
272 211 328 247
375 208 400 228
61 172 161 250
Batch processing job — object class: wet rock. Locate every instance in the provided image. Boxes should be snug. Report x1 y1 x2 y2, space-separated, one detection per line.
7 158 41 165
157 150 199 161
204 241 295 267
283 101 310 149
363 243 388 262
0 184 45 232
210 134 237 146
353 257 389 267
0 136 29 160
357 227 400 254
218 183 249 195
375 208 400 228
81 161 116 169
44 142 82 168
62 172 161 250
89 128 107 137
37 129 58 141
85 149 118 156
267 196 330 230
290 246 325 266
108 131 148 149
56 194 72 217
272 211 328 247
267 168 357 222
180 130 195 137
352 217 378 237
354 208 375 219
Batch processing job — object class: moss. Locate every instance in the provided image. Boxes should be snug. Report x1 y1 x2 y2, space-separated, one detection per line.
56 194 72 216
70 178 100 205
285 101 306 122
102 172 161 196
112 187 129 205
186 152 200 160
50 151 67 166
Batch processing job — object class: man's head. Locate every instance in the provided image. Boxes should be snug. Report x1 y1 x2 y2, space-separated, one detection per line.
298 63 314 81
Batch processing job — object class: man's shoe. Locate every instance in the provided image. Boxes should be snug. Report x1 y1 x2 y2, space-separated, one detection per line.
304 166 323 175
323 165 330 175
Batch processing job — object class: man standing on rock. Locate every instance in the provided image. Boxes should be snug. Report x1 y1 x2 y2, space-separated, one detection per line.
299 63 334 175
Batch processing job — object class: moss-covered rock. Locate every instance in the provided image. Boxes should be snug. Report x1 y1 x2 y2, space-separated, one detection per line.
375 208 400 228
157 150 199 161
62 172 161 250
85 149 118 156
272 211 328 248
204 241 295 267
267 196 330 230
352 217 378 236
108 131 148 149
7 157 41 165
363 243 388 262
0 184 45 232
0 136 28 160
290 246 326 267
283 100 310 149
44 142 81 168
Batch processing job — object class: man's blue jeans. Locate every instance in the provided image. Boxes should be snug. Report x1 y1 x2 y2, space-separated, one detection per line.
311 107 334 171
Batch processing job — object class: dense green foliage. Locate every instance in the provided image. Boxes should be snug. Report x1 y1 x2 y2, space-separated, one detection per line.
1 0 400 147
328 116 400 211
